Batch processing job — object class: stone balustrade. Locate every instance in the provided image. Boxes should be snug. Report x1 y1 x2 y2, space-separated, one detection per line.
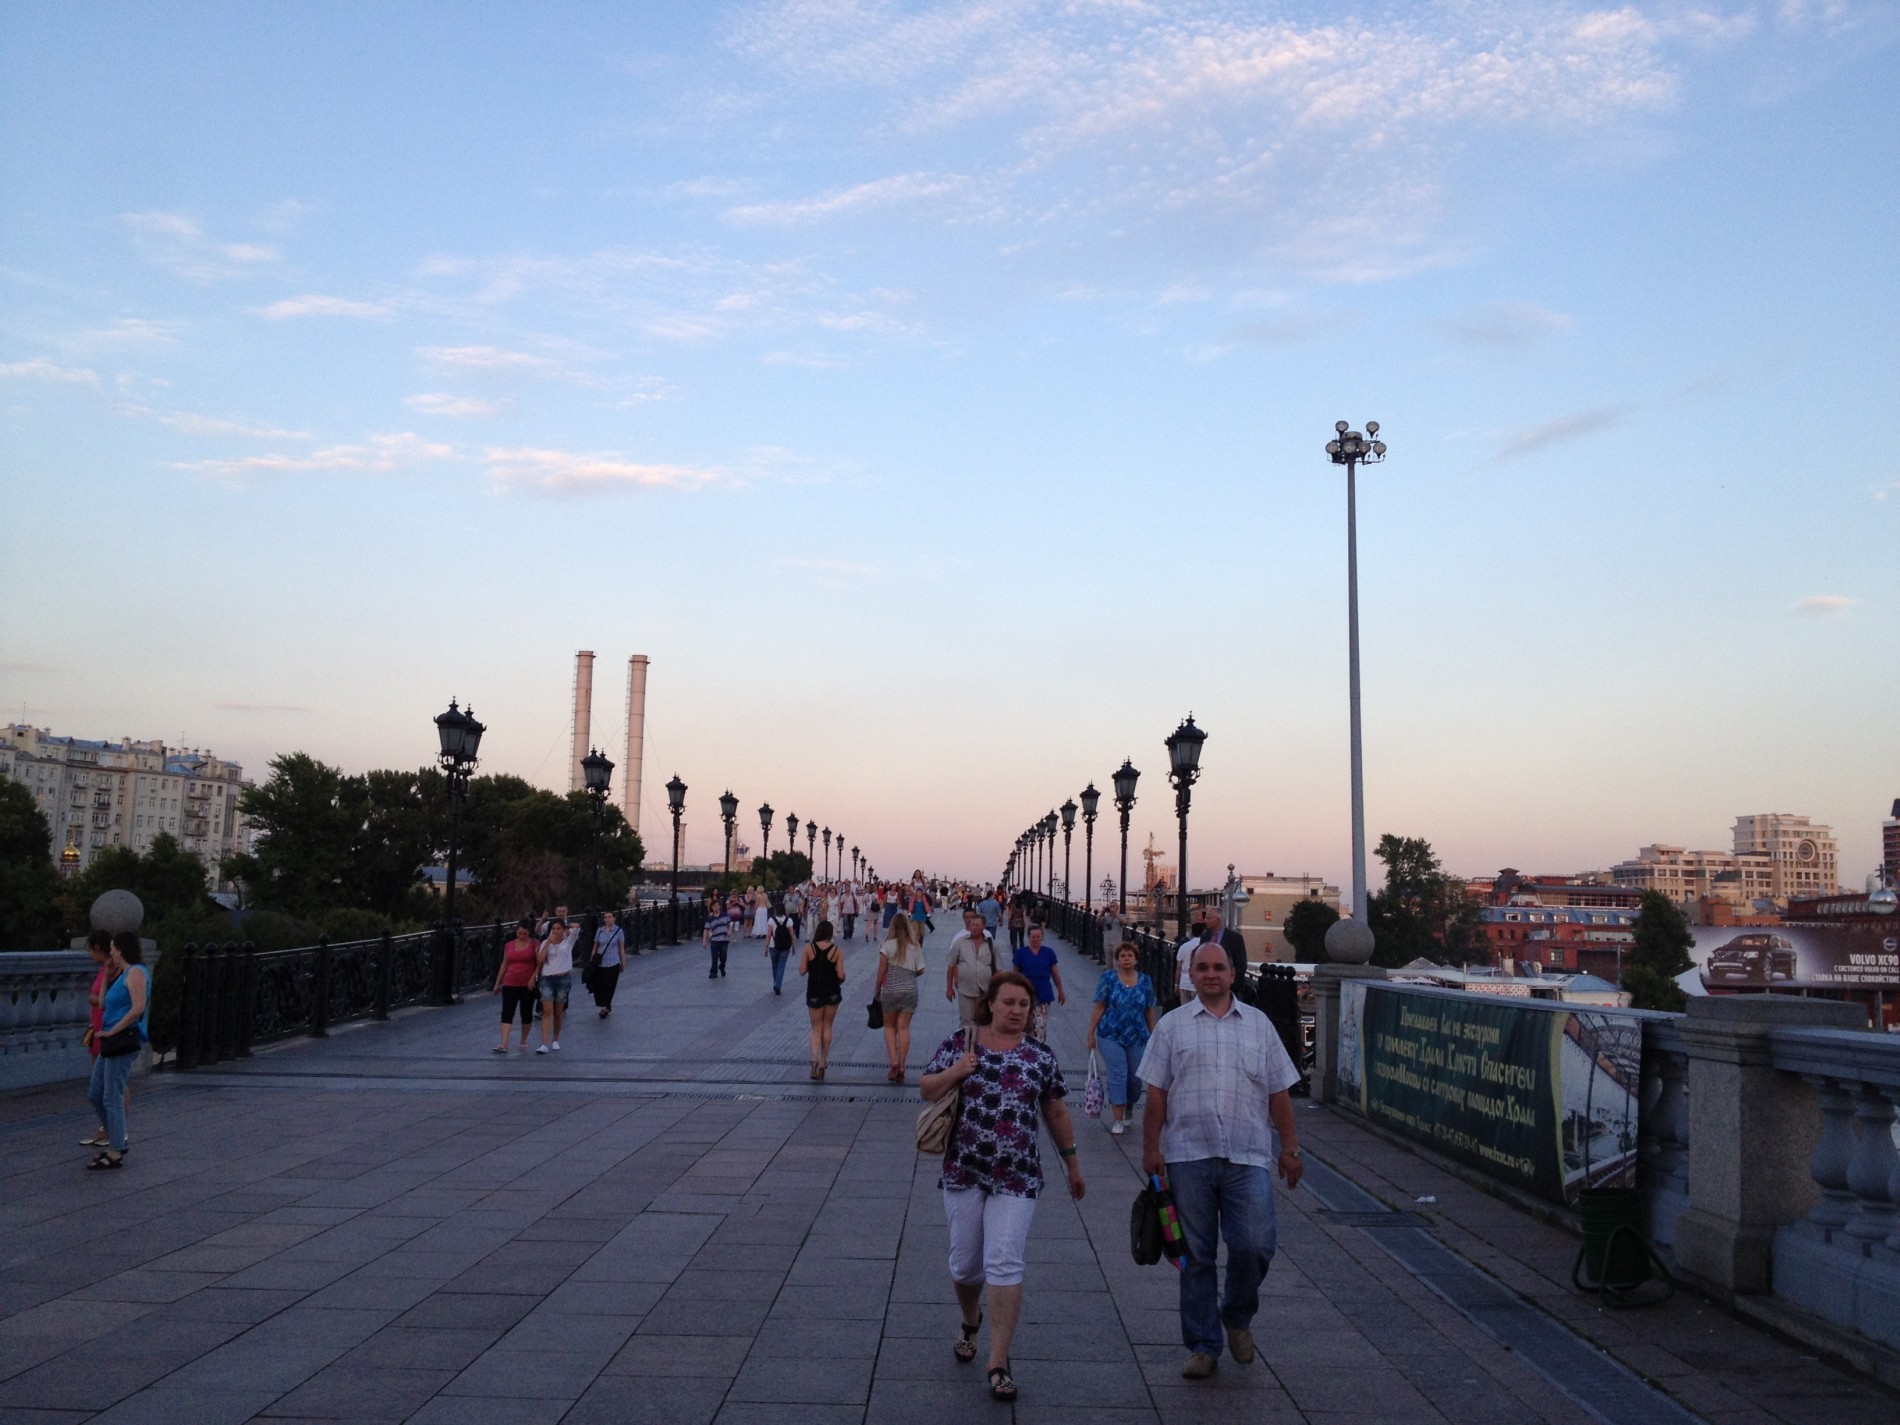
0 951 104 1091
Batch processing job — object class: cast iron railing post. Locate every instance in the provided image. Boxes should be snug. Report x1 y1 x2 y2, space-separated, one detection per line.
203 942 226 1065
179 943 202 1070
374 929 393 1021
311 935 331 1037
234 942 256 1057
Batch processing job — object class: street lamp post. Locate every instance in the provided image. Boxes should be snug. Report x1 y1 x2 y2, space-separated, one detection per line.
1165 715 1206 941
666 775 687 938
1044 812 1058 898
852 845 860 881
581 747 615 911
759 803 774 869
822 827 832 881
431 698 485 1005
785 813 799 858
1112 759 1138 918
1060 799 1077 903
1327 419 1386 929
806 821 817 872
1079 784 1099 915
719 790 739 879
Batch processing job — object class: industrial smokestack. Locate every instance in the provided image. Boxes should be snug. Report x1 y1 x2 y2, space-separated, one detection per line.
623 655 648 833
569 650 595 793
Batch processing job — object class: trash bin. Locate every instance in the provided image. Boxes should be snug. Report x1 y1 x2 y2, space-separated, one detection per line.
1574 1187 1653 1293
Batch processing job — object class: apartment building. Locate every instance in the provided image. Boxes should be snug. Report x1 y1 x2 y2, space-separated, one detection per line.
1609 842 1777 907
0 725 247 885
1882 798 1898 891
1731 813 1840 901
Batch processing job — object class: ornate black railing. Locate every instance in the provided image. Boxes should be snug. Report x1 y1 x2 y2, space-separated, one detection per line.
172 896 707 1071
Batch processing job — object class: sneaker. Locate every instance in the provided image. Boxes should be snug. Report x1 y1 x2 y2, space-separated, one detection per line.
1110 1120 1126 1136
80 1131 108 1147
1225 1327 1256 1365
536 1045 549 1055
1182 1352 1217 1379
551 1041 561 1051
491 1045 507 1054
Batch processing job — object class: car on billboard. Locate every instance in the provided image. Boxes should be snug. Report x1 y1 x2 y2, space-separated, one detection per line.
1705 932 1799 983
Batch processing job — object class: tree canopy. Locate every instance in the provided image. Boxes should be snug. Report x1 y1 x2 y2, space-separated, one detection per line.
1366 833 1483 969
1623 890 1694 1011
1281 896 1340 962
0 779 59 949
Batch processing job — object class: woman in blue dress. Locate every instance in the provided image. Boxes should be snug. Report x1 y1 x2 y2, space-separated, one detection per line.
1086 940 1158 1135
1011 925 1066 1042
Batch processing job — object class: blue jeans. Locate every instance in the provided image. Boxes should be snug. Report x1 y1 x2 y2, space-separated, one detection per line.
1096 1035 1146 1108
1167 1158 1277 1358
770 948 791 990
89 1051 136 1152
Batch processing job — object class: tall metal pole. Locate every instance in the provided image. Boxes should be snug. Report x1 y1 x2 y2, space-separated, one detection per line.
1063 826 1072 904
1083 818 1095 914
1118 808 1130 916
1347 455 1367 922
1175 782 1191 941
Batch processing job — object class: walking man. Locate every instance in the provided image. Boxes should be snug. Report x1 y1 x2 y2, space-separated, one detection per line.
703 904 732 978
945 906 1000 1027
1139 940 1302 1380
1197 906 1250 1002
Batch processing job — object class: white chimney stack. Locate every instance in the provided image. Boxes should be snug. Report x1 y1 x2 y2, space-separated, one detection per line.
569 650 595 793
623 654 648 833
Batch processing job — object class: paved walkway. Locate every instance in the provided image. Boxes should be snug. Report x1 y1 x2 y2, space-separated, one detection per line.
1 918 1894 1424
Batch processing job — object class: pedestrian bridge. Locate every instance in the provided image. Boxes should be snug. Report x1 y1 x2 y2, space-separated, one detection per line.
1 919 1891 1424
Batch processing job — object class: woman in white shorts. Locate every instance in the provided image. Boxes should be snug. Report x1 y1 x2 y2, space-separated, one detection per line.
919 971 1085 1403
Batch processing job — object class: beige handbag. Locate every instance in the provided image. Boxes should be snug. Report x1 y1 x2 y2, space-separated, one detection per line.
916 1028 974 1154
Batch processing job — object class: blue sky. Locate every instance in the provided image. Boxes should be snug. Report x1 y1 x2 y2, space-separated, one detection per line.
3 1 1896 887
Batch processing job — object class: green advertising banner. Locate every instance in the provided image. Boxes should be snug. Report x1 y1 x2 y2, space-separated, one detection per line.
1359 984 1566 1201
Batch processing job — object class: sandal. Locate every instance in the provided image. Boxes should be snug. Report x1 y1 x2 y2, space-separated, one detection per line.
953 1312 982 1363
987 1363 1016 1401
85 1152 123 1171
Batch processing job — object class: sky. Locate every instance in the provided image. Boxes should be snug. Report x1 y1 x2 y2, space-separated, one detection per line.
2 1 1896 890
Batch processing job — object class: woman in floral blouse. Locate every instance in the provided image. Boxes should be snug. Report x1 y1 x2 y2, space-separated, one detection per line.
920 970 1085 1403
1086 940 1159 1135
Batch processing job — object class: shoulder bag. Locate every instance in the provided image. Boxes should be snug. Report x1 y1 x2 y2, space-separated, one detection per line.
916 1028 972 1154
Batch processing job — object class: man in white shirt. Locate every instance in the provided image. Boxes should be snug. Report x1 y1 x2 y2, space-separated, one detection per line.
943 907 1000 1027
1139 940 1303 1380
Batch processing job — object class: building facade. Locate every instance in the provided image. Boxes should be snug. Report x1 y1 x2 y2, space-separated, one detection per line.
1609 843 1776 908
1883 798 1899 892
1232 872 1343 963
0 725 247 885
1731 813 1840 902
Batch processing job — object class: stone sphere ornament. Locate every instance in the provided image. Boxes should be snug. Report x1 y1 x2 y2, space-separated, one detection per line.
90 890 145 935
1324 917 1375 965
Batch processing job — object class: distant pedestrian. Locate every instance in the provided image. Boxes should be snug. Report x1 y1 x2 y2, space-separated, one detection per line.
840 885 859 941
1006 895 1028 952
534 918 574 1053
587 910 626 1017
751 887 769 940
1174 919 1206 1002
799 919 845 1080
1140 940 1303 1380
875 913 925 1082
909 872 934 933
945 907 1000 1028
765 903 797 994
703 900 733 978
86 932 148 1170
1196 907 1250 1003
1098 904 1123 955
78 931 121 1149
919 971 1084 1403
1087 941 1157 1135
976 889 1001 939
1011 926 1065 1042
492 920 539 1051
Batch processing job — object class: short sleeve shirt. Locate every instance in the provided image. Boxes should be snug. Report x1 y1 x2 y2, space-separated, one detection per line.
1137 998 1300 1169
949 931 999 997
1013 944 1059 1004
1092 971 1157 1047
925 1029 1067 1198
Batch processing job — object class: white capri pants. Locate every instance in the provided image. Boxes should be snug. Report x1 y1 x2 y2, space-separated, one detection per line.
943 1187 1038 1288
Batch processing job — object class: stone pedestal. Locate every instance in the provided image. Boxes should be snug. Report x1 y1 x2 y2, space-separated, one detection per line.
1311 964 1386 1105
1673 995 1863 1295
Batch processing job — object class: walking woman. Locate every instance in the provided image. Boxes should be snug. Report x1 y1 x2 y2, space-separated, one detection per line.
875 913 925 1082
535 918 574 1053
920 971 1085 1402
86 932 149 1170
751 887 769 940
589 910 626 1018
492 920 540 1051
1006 894 1028 952
799 918 845 1079
1012 925 1066 1042
1087 940 1158 1135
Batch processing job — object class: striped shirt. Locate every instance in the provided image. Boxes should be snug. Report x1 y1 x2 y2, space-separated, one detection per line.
1137 997 1299 1169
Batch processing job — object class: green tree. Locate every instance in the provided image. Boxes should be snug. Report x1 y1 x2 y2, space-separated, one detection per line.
224 753 364 917
1624 890 1694 1011
1367 833 1481 969
744 851 812 894
1282 897 1339 961
0 779 60 949
351 768 443 919
58 832 210 931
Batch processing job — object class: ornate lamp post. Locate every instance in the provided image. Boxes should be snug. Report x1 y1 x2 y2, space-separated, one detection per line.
1326 418 1386 956
785 813 799 857
1059 799 1077 903
666 774 687 935
1111 759 1139 917
431 698 485 1005
806 821 817 871
758 803 774 868
822 826 832 880
719 790 739 878
852 845 861 881
1043 812 1058 898
581 747 615 911
1165 715 1206 941
1079 784 1099 914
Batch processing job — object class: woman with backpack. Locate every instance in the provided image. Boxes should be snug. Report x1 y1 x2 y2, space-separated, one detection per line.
765 901 798 994
799 918 846 1080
